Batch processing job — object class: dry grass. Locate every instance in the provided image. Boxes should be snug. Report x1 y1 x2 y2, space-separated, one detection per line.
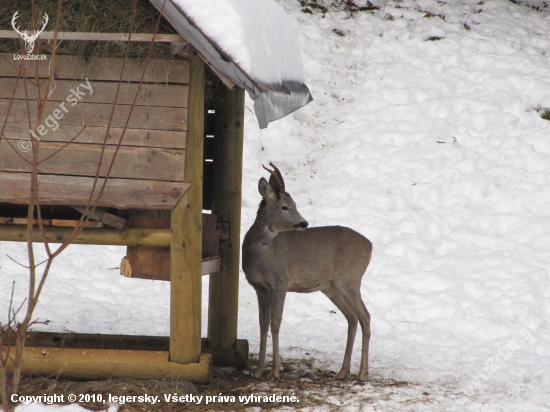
0 0 176 59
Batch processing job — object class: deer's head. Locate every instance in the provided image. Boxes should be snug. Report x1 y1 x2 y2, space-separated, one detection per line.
12 11 49 55
258 163 308 232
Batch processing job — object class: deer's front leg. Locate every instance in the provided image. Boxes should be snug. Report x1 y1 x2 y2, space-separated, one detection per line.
254 286 271 378
270 287 287 379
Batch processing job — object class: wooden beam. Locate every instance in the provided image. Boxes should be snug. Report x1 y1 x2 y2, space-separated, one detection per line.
0 172 189 210
0 225 171 247
170 56 204 364
207 87 245 354
0 53 190 83
19 332 249 369
0 217 102 228
6 347 210 383
0 31 185 43
199 55 237 90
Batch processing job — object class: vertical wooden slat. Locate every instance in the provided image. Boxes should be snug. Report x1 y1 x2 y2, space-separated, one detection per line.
170 55 204 364
207 87 245 356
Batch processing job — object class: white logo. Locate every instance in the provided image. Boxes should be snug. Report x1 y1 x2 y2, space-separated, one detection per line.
12 11 49 55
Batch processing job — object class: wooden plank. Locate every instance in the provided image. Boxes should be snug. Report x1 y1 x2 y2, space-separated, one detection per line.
0 172 189 210
200 56 237 90
0 217 102 228
0 78 189 107
2 124 185 150
72 206 127 230
0 225 171 247
7 347 211 383
207 88 245 352
202 256 221 275
0 99 187 131
0 141 184 182
0 30 185 43
120 256 220 280
20 332 248 369
0 53 190 83
170 56 204 364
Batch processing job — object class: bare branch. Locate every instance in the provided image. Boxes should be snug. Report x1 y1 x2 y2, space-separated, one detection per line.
6 255 30 270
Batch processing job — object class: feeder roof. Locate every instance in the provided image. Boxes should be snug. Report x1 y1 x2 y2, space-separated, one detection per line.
148 0 312 129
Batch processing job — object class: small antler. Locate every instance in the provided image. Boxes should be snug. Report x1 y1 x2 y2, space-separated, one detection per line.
262 162 286 194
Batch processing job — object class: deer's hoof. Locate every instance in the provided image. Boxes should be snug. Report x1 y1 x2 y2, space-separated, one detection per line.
356 369 368 381
335 369 350 380
270 369 280 379
253 368 265 378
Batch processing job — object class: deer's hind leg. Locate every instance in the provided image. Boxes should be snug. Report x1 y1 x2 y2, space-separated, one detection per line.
339 281 371 381
349 290 371 381
322 284 359 379
254 286 271 378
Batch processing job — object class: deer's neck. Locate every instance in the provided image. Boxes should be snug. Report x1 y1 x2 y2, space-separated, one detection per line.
245 205 278 249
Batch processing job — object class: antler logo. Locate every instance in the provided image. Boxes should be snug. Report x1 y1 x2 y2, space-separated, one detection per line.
12 11 49 55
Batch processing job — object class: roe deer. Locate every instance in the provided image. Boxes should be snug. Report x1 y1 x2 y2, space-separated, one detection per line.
242 163 372 380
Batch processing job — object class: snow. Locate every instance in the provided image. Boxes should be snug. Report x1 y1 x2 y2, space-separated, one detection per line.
2 0 550 410
171 0 306 84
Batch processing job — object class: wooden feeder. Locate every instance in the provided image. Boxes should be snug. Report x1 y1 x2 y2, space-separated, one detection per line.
0 0 311 383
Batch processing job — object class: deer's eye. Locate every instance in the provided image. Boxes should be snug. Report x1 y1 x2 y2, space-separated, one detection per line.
282 206 289 211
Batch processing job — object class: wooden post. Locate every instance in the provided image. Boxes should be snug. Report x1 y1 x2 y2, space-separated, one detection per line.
170 55 204 364
207 85 245 366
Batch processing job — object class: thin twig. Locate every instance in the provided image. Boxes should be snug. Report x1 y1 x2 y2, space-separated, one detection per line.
6 255 30 270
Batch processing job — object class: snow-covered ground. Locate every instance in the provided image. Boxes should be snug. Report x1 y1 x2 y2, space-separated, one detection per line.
2 0 550 410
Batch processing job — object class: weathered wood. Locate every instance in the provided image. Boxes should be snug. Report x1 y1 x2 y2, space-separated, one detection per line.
0 217 102 228
120 256 132 277
0 78 189 107
72 206 127 230
200 57 237 90
2 124 186 150
170 56 204 364
0 225 171 246
0 173 189 210
202 214 220 259
120 255 220 279
207 87 245 353
0 30 185 43
99 213 128 230
0 100 188 131
201 256 221 275
0 53 190 83
19 332 248 369
7 347 211 382
126 213 220 281
126 213 171 281
0 141 184 182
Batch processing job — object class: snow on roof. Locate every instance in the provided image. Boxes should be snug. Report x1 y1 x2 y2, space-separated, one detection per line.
149 0 312 128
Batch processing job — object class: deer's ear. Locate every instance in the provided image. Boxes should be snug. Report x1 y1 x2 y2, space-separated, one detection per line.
258 177 277 203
